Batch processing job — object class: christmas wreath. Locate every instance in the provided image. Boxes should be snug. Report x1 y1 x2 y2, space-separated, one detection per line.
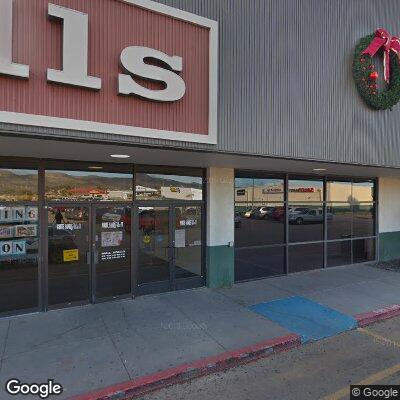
353 29 400 110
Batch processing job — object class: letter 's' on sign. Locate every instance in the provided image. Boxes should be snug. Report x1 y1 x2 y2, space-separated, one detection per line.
119 47 186 102
0 0 217 144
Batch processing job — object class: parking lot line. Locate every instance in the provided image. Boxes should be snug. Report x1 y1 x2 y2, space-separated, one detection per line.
320 362 400 400
357 327 400 349
320 328 400 400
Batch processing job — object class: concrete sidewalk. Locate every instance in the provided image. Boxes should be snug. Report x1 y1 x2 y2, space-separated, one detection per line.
1 263 400 399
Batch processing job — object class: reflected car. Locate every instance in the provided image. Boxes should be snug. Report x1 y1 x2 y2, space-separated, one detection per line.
244 208 257 218
102 212 121 222
64 208 88 221
288 208 332 225
272 207 285 221
254 206 276 219
26 226 78 263
48 227 78 263
139 209 171 233
185 207 199 216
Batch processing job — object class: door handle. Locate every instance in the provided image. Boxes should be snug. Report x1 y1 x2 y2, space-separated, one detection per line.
94 252 99 264
86 251 91 265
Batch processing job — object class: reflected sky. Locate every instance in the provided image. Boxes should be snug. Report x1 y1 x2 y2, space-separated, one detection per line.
46 170 131 178
289 180 323 188
148 174 202 185
3 169 37 176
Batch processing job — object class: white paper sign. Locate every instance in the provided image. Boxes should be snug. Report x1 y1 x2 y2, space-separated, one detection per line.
175 229 186 248
101 231 123 247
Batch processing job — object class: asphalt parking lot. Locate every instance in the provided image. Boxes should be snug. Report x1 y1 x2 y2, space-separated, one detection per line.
140 316 400 400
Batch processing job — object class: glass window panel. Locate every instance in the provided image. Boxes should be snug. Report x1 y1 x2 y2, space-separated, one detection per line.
327 203 352 240
289 203 324 242
94 206 131 299
353 238 375 263
48 206 90 305
45 170 133 201
136 173 203 201
0 169 38 202
0 204 39 312
235 203 252 220
234 178 253 203
174 206 203 279
288 179 323 202
353 203 375 238
326 181 352 202
289 243 324 273
352 181 375 203
235 203 285 246
327 241 352 267
253 179 284 203
138 207 170 284
235 246 285 282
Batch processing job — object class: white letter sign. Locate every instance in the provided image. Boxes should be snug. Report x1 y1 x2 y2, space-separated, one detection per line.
0 0 29 78
47 3 101 90
118 46 186 102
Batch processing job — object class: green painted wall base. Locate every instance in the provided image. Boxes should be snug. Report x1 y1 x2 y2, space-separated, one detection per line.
379 231 400 262
207 245 234 288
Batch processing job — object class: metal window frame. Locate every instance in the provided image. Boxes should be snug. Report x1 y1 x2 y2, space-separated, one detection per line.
0 159 207 316
234 171 378 283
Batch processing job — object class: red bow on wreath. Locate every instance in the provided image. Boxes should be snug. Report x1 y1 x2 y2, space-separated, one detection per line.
362 28 400 83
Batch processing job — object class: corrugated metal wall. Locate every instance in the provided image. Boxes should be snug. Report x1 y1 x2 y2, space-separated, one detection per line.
2 0 400 168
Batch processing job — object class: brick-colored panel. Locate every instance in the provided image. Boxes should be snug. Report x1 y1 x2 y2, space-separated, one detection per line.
0 0 209 135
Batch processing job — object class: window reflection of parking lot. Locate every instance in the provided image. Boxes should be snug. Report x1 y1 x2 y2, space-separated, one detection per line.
235 204 375 245
235 214 284 247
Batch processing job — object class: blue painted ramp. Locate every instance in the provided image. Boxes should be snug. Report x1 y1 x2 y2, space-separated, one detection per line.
250 296 357 343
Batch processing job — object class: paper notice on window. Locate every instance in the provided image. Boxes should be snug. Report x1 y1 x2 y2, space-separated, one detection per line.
15 224 37 238
63 249 79 262
175 229 186 248
101 231 123 247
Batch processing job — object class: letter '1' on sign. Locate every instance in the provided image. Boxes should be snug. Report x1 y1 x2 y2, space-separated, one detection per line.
119 47 186 102
0 0 29 78
47 3 101 90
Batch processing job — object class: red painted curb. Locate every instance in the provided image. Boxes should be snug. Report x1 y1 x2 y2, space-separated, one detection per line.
68 333 301 400
355 304 400 327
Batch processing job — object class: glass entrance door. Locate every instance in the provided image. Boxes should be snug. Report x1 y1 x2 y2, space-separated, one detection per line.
47 203 131 307
47 205 90 306
136 205 204 294
93 205 132 300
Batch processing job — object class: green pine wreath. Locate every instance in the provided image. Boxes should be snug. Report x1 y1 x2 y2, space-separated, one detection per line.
353 33 400 110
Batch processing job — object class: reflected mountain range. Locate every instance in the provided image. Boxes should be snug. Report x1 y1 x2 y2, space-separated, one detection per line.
0 170 202 194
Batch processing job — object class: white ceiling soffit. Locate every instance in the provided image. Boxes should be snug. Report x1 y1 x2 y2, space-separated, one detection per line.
0 135 399 177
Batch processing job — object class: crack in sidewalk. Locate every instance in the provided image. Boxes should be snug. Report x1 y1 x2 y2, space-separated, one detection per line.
101 316 132 381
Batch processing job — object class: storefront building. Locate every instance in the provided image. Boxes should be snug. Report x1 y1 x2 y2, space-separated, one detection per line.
0 0 399 316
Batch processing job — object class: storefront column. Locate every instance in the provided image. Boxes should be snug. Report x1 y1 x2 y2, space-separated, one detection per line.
379 177 400 261
206 167 235 288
